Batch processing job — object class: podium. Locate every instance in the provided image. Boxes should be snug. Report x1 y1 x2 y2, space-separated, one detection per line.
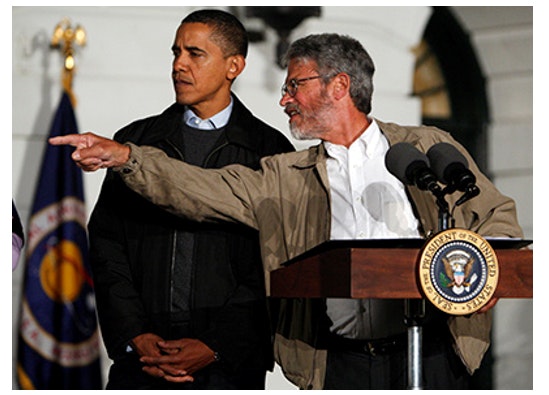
270 238 532 299
270 238 532 389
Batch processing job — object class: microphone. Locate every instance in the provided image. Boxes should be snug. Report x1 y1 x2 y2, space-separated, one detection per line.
427 142 480 205
385 143 439 193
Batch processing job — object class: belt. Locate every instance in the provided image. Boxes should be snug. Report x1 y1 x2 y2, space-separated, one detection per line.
327 333 407 357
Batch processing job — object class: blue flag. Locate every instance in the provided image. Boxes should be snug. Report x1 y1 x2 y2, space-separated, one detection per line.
17 92 103 389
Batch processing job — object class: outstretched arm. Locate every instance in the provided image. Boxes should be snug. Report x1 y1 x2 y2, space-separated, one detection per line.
51 132 261 230
49 132 131 172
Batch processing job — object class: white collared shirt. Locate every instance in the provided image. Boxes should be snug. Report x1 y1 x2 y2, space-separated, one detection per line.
324 119 420 338
324 119 420 240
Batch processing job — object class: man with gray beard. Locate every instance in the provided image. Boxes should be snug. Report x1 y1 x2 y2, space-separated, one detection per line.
51 33 522 390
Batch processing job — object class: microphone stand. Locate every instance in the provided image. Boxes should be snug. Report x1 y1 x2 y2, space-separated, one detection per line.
406 185 450 390
435 189 451 232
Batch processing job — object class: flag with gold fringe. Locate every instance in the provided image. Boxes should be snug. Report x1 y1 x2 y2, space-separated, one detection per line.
16 91 102 389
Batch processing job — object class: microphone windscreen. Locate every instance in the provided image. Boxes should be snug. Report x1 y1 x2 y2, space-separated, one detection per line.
427 142 468 184
385 142 429 185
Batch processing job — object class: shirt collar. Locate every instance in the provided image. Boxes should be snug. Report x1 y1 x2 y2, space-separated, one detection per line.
324 118 383 159
183 97 233 130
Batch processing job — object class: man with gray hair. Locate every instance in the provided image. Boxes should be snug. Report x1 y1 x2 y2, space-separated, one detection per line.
51 33 522 389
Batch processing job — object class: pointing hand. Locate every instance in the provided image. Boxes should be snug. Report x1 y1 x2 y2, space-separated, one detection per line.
49 132 130 172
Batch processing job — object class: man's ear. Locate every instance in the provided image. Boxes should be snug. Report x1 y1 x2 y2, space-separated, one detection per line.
227 55 246 81
331 73 351 100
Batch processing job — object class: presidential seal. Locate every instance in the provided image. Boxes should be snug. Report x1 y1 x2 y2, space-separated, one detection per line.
418 229 499 315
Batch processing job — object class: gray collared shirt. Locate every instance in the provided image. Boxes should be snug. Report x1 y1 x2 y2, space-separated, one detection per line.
183 97 233 130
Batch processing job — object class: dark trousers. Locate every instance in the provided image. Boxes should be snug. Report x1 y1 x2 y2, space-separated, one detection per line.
105 354 266 390
323 331 470 390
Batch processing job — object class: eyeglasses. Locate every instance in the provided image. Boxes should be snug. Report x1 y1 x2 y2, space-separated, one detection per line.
281 75 324 97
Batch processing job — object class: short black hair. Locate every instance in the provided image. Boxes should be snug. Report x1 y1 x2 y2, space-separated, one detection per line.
182 9 248 58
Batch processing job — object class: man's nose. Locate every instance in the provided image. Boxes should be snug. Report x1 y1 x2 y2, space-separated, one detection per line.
279 91 292 107
173 54 188 71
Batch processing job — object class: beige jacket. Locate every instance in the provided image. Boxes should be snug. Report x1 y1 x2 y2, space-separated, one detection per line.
118 120 523 389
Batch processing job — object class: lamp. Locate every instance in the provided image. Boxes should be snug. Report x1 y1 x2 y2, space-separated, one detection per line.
241 6 321 68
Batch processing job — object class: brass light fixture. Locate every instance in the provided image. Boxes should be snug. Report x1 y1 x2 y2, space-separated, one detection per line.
50 18 87 106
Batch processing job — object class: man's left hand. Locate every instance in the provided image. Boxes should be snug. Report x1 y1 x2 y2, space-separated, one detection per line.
478 297 498 313
140 338 217 383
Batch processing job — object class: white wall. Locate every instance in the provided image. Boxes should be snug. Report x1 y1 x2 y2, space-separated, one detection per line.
11 5 533 390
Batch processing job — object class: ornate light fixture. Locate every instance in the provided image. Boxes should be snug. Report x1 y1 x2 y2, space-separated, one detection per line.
50 18 87 105
239 6 321 68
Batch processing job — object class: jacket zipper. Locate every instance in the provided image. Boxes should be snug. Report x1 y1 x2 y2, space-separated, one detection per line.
188 140 230 311
165 138 230 316
165 140 185 317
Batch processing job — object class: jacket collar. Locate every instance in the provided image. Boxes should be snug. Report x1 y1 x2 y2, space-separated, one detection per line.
291 144 326 169
134 93 264 152
376 119 422 146
222 94 266 151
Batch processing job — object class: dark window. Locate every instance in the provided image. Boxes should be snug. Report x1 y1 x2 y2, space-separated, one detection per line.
413 6 490 175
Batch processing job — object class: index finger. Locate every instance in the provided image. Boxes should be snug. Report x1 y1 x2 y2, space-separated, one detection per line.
49 134 86 147
140 354 179 365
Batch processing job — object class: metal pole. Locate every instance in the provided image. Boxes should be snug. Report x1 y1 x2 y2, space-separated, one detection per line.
405 190 450 389
405 299 425 390
407 325 423 390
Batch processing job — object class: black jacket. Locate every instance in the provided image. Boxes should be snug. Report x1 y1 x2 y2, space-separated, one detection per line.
88 95 294 374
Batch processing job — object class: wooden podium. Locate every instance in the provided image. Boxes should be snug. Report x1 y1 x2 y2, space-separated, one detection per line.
270 238 532 299
269 238 532 390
